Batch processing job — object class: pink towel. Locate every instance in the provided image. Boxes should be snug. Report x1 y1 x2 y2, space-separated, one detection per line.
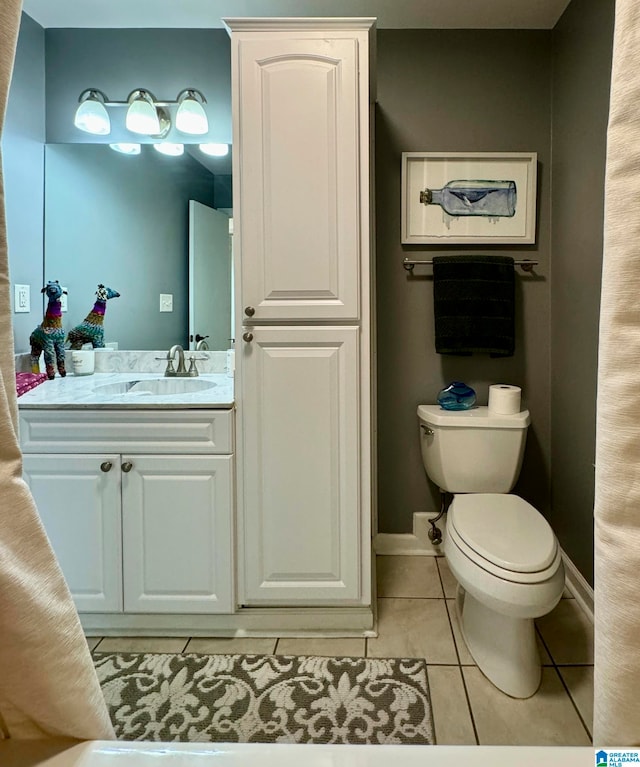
16 372 48 397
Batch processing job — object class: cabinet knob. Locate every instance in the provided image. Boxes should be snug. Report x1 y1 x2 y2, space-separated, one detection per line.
244 306 255 317
100 461 113 472
121 461 133 473
242 332 254 343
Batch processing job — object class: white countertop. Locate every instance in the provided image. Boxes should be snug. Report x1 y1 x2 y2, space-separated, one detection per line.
17 372 234 409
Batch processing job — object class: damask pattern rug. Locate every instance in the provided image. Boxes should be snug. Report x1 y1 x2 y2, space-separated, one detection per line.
94 653 435 745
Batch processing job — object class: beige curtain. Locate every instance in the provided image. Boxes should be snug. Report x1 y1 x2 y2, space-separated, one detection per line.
594 0 640 747
0 1 114 740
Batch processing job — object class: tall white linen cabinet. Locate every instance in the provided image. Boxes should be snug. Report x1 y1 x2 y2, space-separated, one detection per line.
225 18 376 627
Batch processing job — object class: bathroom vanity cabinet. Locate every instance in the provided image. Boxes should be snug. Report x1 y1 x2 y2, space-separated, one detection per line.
20 409 234 617
240 326 361 604
227 18 375 609
16 16 376 635
231 32 364 322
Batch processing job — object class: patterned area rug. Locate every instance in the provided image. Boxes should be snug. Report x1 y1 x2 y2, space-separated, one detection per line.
94 653 435 745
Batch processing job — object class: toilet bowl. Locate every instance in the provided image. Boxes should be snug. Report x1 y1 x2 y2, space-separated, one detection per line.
417 404 564 698
444 493 564 697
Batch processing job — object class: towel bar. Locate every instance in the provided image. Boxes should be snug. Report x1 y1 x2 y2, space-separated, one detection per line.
403 258 538 273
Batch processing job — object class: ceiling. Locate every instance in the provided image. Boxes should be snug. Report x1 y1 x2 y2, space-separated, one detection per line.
22 0 572 30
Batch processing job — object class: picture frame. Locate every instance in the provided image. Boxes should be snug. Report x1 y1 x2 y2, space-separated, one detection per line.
401 151 537 245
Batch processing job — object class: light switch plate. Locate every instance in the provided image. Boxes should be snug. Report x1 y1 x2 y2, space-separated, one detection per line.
14 284 30 313
60 287 68 312
159 293 173 312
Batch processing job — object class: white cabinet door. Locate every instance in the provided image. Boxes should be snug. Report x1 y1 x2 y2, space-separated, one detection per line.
236 37 360 321
22 454 122 613
239 326 361 604
122 455 234 614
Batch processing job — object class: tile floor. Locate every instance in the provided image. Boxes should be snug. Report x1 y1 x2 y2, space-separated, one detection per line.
88 555 594 747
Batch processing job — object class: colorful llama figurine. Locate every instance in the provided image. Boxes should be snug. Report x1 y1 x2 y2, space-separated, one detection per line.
29 281 67 379
67 284 120 350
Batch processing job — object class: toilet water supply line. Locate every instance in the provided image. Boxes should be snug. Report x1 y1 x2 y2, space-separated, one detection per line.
429 490 453 546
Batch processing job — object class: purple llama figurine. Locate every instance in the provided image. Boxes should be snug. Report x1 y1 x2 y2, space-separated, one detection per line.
29 281 67 379
67 284 120 349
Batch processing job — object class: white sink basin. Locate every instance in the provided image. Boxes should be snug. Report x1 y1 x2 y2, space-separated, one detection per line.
93 378 216 397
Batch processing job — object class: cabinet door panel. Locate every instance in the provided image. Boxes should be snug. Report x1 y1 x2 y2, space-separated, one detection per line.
237 38 360 320
22 454 122 612
122 455 233 614
240 326 360 603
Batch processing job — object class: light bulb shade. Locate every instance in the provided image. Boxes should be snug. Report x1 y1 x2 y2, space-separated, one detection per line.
176 89 209 135
109 143 141 155
153 142 184 156
126 90 161 135
74 90 110 135
199 143 229 157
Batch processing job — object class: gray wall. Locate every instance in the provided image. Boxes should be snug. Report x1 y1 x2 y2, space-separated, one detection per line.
4 13 45 353
45 28 231 145
550 0 614 585
376 30 553 533
45 144 216 350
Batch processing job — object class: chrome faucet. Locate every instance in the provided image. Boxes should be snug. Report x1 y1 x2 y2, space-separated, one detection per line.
165 344 187 377
159 344 207 377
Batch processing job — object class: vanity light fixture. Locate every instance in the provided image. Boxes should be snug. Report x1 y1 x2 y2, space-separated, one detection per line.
74 88 208 138
199 143 229 157
125 89 172 137
175 89 209 135
109 143 141 155
153 142 184 157
74 89 111 135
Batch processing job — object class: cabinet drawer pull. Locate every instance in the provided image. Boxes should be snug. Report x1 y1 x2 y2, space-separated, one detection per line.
244 306 255 317
100 461 113 472
121 461 133 473
242 332 254 343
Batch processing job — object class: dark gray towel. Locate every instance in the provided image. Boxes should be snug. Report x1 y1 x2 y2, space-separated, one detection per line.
433 255 515 357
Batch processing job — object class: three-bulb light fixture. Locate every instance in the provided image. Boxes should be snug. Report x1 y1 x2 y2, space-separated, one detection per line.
74 87 229 158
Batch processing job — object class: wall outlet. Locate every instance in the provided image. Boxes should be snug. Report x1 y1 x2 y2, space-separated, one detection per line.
60 287 68 312
159 293 173 312
14 284 30 313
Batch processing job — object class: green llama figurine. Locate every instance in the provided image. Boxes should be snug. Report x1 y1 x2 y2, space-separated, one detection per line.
29 280 67 379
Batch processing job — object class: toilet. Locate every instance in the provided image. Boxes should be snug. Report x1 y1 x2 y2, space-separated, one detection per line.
417 404 564 698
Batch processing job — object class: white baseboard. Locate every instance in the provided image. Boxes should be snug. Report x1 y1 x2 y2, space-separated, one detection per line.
80 606 375 637
373 512 446 556
561 547 594 623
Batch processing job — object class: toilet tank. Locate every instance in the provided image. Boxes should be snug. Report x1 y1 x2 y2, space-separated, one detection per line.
417 405 531 493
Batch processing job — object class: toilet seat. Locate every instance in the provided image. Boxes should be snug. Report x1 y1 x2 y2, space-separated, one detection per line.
448 494 560 584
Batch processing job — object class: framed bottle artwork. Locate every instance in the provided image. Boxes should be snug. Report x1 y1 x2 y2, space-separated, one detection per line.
401 152 537 244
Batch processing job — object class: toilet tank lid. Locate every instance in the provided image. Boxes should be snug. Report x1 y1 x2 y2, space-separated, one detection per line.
417 405 530 429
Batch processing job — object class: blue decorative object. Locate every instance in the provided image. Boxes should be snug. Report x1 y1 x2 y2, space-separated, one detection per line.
437 381 476 410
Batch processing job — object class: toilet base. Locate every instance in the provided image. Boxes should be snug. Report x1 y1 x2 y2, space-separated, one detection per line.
456 586 541 698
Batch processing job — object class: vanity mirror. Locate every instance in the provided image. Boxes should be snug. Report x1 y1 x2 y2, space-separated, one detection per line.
5 18 233 354
44 142 232 351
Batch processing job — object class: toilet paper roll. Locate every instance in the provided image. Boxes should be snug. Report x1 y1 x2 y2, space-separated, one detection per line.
488 384 521 415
